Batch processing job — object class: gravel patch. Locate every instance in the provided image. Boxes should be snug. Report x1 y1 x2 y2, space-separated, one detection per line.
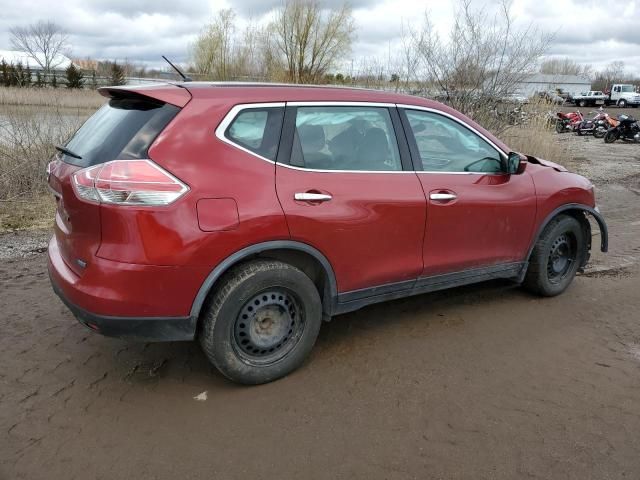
0 229 51 260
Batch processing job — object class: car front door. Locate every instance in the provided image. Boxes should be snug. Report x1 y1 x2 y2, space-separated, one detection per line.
275 103 427 296
400 107 537 276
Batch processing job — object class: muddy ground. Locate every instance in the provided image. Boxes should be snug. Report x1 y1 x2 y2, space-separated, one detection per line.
2 133 640 479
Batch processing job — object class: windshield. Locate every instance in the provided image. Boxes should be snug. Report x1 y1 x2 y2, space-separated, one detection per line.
62 96 180 167
620 85 634 93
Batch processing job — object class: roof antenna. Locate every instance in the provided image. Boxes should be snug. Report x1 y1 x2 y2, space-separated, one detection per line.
162 55 192 82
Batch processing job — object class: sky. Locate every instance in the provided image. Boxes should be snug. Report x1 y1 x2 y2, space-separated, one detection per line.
0 0 638 76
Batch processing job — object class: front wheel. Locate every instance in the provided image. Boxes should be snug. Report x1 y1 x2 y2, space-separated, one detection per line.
618 99 627 108
604 129 619 143
555 121 565 133
523 215 586 297
199 260 323 385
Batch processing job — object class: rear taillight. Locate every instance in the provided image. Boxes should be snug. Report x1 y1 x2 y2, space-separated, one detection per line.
72 159 188 206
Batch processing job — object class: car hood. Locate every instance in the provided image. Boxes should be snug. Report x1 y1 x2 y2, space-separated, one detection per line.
525 155 568 172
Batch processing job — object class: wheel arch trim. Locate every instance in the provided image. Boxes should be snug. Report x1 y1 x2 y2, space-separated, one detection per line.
527 203 608 261
189 240 338 319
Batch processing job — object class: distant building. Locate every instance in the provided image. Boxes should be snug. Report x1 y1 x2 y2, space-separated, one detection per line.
515 73 591 96
0 49 72 70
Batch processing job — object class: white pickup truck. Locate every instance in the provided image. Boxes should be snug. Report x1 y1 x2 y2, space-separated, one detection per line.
571 85 640 108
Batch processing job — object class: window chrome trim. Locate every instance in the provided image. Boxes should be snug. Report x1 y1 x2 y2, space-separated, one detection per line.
215 101 509 176
288 101 396 107
214 102 285 164
280 164 412 174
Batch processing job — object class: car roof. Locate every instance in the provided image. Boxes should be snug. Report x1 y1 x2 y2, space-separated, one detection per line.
180 81 438 106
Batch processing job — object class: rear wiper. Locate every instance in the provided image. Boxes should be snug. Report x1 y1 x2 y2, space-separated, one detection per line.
55 145 82 160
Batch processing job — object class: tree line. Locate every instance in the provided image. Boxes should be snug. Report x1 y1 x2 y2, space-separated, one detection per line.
0 59 127 89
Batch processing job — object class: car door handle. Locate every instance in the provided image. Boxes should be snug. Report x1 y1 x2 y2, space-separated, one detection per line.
430 193 457 201
294 192 332 202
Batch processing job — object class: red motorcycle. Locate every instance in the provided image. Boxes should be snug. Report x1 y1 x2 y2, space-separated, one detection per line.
555 111 583 133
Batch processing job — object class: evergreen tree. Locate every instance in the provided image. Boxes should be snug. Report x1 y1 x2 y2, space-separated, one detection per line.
15 62 26 87
24 64 32 87
8 63 18 86
65 64 85 89
0 60 9 87
109 62 126 86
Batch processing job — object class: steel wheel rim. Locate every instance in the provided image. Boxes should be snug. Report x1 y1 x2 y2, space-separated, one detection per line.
232 289 304 365
547 233 576 284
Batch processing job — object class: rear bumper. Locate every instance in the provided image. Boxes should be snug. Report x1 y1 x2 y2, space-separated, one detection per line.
48 236 199 342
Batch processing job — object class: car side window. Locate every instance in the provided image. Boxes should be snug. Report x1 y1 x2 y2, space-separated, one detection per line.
225 107 284 161
404 109 503 173
290 106 402 171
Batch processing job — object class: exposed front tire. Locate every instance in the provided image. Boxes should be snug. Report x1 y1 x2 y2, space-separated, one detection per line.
523 215 586 297
555 121 565 133
618 99 627 108
604 129 619 143
199 260 323 385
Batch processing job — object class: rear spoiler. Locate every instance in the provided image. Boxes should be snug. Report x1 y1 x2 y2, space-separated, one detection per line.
98 84 192 108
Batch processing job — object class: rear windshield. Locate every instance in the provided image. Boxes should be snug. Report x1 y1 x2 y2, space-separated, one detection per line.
62 96 180 167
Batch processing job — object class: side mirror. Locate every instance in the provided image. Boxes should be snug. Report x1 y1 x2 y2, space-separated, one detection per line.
503 152 526 174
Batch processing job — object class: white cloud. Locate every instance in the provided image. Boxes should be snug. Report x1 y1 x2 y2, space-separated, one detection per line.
0 0 637 75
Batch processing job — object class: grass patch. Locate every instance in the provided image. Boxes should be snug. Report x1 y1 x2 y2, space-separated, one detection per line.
0 87 106 109
502 125 568 165
0 194 55 232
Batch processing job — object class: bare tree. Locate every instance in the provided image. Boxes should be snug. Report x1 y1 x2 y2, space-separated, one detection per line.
540 57 592 77
10 21 69 73
191 9 236 80
271 0 355 84
409 0 551 132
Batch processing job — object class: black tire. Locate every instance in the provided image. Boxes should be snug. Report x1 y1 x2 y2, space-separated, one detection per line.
604 129 618 143
555 121 564 133
618 99 627 108
579 100 587 107
594 127 606 139
523 215 586 297
199 260 322 385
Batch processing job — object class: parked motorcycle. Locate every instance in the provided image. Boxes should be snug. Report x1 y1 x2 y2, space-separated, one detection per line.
604 114 640 143
576 109 612 137
555 111 583 133
594 115 618 139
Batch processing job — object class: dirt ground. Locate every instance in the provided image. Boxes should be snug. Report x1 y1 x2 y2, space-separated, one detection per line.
2 133 640 479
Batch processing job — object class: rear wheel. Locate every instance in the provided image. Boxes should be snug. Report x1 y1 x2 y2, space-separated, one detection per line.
199 260 322 385
579 100 587 107
523 215 585 297
594 127 607 139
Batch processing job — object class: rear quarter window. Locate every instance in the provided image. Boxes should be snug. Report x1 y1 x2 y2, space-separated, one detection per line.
224 107 284 161
62 96 180 167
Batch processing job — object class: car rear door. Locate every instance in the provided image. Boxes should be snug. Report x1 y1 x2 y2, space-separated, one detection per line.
399 106 537 276
275 103 427 296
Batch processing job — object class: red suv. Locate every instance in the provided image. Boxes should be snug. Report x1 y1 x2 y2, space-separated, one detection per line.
48 83 608 384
